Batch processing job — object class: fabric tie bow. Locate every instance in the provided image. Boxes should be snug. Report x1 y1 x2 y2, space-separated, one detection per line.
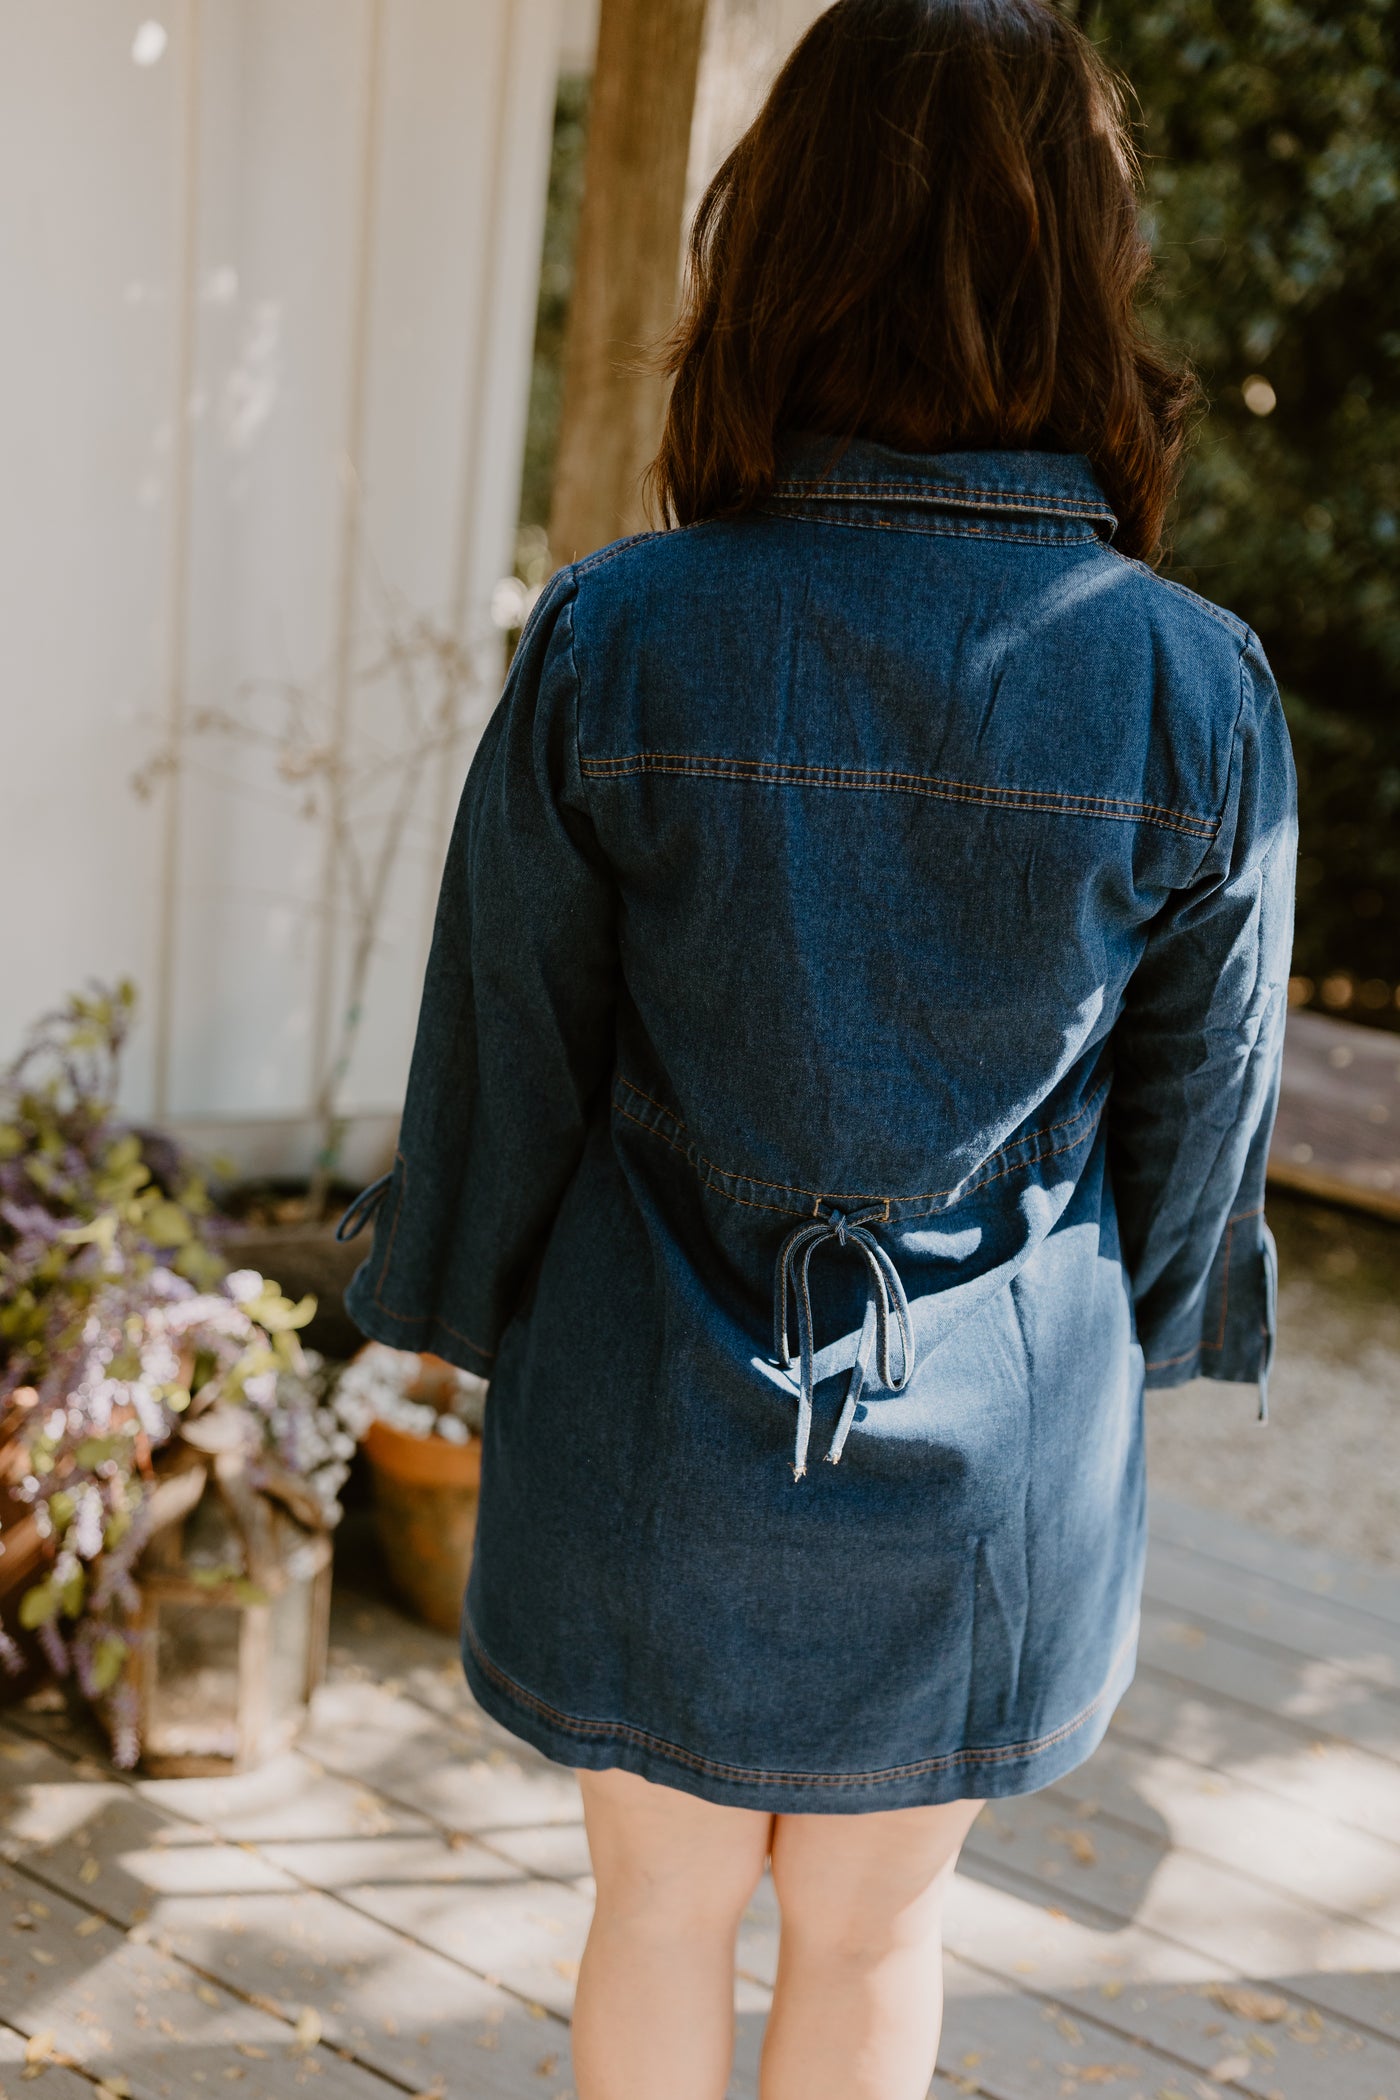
773 1203 914 1479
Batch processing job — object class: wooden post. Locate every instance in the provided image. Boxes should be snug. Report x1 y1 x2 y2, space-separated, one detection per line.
548 0 709 563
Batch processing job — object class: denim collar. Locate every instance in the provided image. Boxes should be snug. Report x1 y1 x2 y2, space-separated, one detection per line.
771 433 1118 540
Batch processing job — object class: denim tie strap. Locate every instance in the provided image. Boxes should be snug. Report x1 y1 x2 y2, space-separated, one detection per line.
773 1204 914 1479
334 1169 393 1244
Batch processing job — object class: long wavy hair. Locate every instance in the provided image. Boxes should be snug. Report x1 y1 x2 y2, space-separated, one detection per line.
649 0 1194 562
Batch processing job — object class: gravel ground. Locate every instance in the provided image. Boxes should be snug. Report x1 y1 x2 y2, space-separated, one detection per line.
1145 1190 1400 1569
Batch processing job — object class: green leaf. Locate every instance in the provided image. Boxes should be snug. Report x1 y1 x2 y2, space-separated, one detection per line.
62 1214 118 1256
242 1286 317 1333
173 1242 224 1290
89 1634 128 1695
18 1579 58 1629
142 1199 193 1249
75 1435 132 1469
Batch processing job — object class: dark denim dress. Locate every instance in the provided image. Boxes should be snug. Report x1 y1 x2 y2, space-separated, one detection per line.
340 440 1297 1812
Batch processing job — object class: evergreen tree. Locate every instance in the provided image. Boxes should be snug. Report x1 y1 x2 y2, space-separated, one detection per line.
1086 0 1400 1008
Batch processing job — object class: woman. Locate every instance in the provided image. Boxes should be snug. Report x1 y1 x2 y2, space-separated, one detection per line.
338 2 1296 2094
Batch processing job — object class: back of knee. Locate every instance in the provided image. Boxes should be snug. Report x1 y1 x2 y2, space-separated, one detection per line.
593 1851 764 1939
772 1862 952 1966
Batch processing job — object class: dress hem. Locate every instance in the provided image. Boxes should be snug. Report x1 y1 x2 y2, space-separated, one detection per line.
460 1611 1140 1813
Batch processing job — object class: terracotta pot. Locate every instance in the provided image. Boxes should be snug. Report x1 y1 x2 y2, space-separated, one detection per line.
363 1415 481 1633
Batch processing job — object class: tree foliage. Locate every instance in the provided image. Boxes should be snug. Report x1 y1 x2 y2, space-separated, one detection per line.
1085 0 1400 1009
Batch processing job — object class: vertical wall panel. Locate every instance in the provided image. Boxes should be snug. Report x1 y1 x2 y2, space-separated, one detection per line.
0 2 186 1112
0 1 563 1166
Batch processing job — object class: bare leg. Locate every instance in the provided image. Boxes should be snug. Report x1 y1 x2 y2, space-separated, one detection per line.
573 1766 773 2100
760 1796 984 2100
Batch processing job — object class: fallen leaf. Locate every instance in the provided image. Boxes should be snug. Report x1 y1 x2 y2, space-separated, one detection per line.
551 1957 579 1980
74 1914 104 1937
527 2002 548 2019
294 2007 322 2049
23 2035 55 2066
1099 1981 1123 1999
1068 1830 1098 1866
78 1857 100 1884
474 2032 501 2052
1209 2055 1252 2084
535 2058 559 2077
196 1985 222 2008
235 2044 268 2059
960 2054 982 2069
1209 1985 1289 2023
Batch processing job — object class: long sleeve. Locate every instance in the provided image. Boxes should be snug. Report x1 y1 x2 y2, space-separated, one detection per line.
342 567 615 1377
1107 631 1297 1415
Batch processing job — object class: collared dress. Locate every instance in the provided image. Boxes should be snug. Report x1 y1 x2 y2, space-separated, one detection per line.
340 440 1296 1813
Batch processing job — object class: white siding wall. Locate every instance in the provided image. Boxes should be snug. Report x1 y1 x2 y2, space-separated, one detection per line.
0 0 561 1173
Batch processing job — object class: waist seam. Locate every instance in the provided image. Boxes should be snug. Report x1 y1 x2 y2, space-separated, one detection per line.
610 1072 1109 1223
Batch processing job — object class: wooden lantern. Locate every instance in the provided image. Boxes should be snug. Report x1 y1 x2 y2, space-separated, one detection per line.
123 1409 331 1776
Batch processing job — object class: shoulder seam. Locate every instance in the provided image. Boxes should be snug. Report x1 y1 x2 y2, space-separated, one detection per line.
569 526 700 580
1111 553 1252 643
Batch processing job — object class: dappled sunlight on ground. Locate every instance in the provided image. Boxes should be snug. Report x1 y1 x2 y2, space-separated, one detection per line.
0 1488 1397 2097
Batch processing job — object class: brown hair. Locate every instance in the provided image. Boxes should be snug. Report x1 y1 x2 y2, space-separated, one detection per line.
649 0 1194 562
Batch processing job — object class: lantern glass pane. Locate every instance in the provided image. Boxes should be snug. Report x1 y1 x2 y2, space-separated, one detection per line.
149 1599 242 1759
181 1489 247 1577
264 1573 314 1734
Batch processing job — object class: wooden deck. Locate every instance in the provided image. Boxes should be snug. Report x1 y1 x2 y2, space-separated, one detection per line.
1271 1009 1400 1221
1 1494 1398 2100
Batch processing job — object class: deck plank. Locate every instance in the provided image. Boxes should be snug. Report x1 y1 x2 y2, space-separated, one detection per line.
1148 1492 1400 1629
1110 1668 1400 1845
943 1874 1400 2100
0 1857 405 2098
1269 1008 1400 1219
3 1494 1400 2099
1144 1536 1400 1687
961 1792 1400 2042
1137 1599 1400 1765
0 1719 575 2098
1047 1730 1400 1936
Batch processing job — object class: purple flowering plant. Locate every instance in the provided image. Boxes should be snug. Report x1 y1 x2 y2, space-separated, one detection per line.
0 984 351 1765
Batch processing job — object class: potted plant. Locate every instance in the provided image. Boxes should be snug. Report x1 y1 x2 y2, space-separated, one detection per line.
331 1344 487 1634
0 984 354 1770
